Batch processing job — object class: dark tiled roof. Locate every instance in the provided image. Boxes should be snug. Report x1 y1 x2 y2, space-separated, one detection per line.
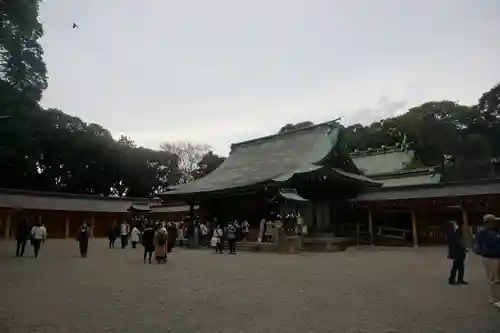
351 149 415 176
150 205 198 213
0 188 161 212
353 179 500 202
164 121 376 195
128 203 153 212
278 189 308 202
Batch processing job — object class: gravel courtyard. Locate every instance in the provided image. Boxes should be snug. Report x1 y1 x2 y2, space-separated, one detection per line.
0 239 499 333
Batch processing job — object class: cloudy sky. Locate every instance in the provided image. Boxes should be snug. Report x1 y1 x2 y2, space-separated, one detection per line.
39 0 500 155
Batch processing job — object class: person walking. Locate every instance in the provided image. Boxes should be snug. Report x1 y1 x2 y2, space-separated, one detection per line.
120 221 130 249
131 225 141 249
241 220 250 242
199 222 209 247
446 221 468 285
77 222 91 258
15 216 30 257
167 222 177 254
154 223 168 263
142 223 155 264
226 222 237 254
474 214 500 307
30 222 47 258
108 224 117 249
234 220 241 241
211 225 224 254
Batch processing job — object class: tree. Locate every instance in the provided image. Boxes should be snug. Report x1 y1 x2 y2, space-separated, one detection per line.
278 121 314 134
478 82 500 158
0 0 47 101
192 151 225 180
117 135 136 148
160 141 211 183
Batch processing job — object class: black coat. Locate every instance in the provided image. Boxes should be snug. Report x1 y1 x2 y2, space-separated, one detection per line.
447 230 466 260
15 219 30 241
142 228 155 249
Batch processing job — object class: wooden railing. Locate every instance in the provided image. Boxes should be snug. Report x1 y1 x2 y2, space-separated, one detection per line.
375 226 410 242
419 226 445 244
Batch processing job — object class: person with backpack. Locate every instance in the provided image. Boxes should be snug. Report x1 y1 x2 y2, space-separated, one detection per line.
446 221 468 285
474 214 500 307
77 222 91 258
154 223 168 263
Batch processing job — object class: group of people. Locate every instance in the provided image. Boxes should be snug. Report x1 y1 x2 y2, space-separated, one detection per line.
446 213 500 308
106 219 178 264
15 217 48 258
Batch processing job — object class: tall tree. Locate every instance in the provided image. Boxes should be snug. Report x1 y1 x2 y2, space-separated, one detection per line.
160 141 211 183
278 121 314 134
0 0 47 101
192 151 225 180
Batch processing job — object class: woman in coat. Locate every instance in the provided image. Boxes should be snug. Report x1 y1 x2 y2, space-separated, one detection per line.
130 225 141 249
154 224 168 263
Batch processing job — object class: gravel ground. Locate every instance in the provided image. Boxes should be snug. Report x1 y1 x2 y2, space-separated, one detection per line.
0 239 499 333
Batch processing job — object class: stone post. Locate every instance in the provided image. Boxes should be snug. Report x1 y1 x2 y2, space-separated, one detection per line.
90 215 95 237
4 215 11 240
65 215 70 239
411 211 419 248
461 206 472 248
368 210 374 245
356 220 360 245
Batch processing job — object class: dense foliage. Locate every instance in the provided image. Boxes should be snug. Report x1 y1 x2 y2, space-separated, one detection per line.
280 84 500 181
0 1 223 196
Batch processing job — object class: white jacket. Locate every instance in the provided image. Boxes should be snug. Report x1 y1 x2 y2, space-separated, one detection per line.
131 227 141 242
31 226 47 240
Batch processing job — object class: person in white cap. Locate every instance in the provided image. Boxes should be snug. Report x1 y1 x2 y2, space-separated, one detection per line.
474 214 500 307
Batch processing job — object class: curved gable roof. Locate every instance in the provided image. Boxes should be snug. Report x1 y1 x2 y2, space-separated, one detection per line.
165 121 365 195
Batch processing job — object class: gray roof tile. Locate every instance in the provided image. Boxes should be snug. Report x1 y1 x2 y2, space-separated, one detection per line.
165 121 376 195
0 189 160 212
353 180 500 202
352 150 414 176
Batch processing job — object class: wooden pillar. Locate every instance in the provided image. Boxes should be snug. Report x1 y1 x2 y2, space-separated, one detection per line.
4 215 11 240
411 211 419 248
368 210 374 245
64 215 70 239
356 220 360 245
189 203 195 222
90 215 95 237
461 206 472 248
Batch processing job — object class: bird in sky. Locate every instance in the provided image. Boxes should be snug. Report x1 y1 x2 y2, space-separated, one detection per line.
72 23 79 29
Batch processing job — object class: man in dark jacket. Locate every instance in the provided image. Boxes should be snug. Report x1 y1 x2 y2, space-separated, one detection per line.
447 221 468 285
142 223 155 264
475 214 500 307
15 216 30 257
167 222 177 253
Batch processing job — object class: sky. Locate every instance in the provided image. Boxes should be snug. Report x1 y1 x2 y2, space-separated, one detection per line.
39 0 500 155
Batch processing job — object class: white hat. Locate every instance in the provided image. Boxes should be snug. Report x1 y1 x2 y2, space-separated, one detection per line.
483 214 500 223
